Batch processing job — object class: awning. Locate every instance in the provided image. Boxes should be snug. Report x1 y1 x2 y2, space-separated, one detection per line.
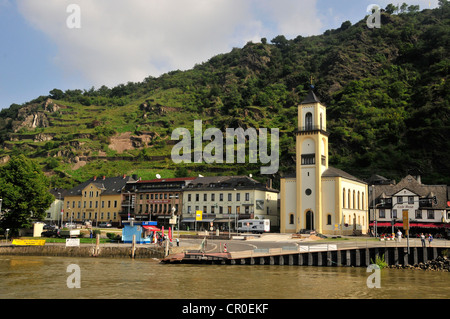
369 222 402 227
214 218 235 223
410 222 445 228
142 225 161 231
181 218 215 223
369 222 447 228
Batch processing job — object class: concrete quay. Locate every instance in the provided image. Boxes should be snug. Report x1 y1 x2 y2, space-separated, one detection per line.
162 234 450 267
0 242 166 259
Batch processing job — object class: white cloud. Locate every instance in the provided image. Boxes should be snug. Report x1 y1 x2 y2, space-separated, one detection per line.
17 0 322 89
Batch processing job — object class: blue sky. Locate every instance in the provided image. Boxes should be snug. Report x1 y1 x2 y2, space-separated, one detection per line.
0 0 439 110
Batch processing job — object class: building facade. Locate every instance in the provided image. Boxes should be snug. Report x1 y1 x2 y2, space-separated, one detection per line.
280 89 368 235
121 177 196 228
369 175 450 236
181 176 279 231
64 175 134 227
44 188 67 225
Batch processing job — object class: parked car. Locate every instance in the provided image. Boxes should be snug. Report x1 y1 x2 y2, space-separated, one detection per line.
41 229 59 238
98 222 112 228
64 222 77 228
43 224 58 230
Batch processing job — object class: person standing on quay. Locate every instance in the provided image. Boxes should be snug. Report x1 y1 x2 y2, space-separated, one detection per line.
397 230 402 243
420 233 426 248
428 234 433 247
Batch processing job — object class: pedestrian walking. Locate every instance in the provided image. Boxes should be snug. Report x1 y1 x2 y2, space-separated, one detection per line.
428 234 433 247
176 238 180 247
397 230 402 243
420 233 426 248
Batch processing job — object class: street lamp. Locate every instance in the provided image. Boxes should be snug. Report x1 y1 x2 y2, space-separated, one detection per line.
127 191 131 220
371 185 376 237
58 192 63 228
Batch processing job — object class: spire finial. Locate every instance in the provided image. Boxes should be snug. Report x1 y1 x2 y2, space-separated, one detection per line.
310 75 315 89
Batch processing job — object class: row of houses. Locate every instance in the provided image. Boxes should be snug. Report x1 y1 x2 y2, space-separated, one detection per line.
45 174 280 231
44 172 450 237
45 88 450 237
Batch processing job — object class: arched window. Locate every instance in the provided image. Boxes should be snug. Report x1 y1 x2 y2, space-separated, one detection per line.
357 191 360 210
327 214 332 225
289 214 294 225
305 112 313 130
348 189 351 209
353 190 356 209
343 188 346 208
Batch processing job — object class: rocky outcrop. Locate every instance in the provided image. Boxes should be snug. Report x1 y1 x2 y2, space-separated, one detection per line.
11 98 65 133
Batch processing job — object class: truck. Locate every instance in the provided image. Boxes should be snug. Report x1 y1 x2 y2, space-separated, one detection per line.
237 219 270 234
59 229 80 238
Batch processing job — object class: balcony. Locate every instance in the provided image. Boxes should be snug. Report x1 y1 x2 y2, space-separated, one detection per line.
296 125 329 136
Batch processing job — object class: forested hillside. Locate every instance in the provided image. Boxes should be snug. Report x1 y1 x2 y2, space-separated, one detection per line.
0 3 449 187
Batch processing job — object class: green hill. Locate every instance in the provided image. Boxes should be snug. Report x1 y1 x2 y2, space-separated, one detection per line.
0 3 449 188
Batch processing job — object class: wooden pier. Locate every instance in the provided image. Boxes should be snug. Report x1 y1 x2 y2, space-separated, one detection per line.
162 244 448 267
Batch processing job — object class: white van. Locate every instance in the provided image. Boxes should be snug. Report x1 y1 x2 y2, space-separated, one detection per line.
237 219 270 234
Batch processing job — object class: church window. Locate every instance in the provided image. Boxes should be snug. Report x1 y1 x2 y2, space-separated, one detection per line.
327 214 331 225
305 188 312 196
362 192 365 210
353 190 356 209
289 214 294 224
305 112 313 130
343 188 346 208
357 191 360 210
301 154 315 165
348 190 351 209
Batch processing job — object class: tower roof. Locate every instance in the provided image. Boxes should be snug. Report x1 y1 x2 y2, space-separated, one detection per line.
301 89 321 104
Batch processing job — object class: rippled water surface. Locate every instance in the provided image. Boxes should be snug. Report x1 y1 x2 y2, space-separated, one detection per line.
0 255 448 299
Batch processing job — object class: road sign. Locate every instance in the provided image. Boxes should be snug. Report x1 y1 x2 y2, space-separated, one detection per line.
402 210 409 235
169 216 177 225
66 238 80 247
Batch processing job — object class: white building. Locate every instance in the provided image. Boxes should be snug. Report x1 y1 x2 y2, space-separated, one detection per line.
369 174 450 236
44 188 67 225
181 176 279 231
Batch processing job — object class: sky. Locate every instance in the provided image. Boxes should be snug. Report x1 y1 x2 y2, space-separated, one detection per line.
0 0 440 110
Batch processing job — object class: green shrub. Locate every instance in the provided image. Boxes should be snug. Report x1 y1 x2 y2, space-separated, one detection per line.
371 254 388 269
107 232 121 241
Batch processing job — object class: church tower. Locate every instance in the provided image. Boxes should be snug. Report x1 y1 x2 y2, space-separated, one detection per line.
294 87 329 233
280 87 368 235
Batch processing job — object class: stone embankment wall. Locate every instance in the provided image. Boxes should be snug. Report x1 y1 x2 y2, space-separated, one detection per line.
0 245 165 259
389 255 450 271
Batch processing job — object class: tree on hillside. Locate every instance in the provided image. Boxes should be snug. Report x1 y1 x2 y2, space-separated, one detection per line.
0 155 54 236
385 4 399 14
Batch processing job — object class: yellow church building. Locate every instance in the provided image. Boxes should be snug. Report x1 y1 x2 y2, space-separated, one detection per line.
280 89 368 235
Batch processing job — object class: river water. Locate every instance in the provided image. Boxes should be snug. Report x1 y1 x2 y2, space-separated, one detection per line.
0 255 448 299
